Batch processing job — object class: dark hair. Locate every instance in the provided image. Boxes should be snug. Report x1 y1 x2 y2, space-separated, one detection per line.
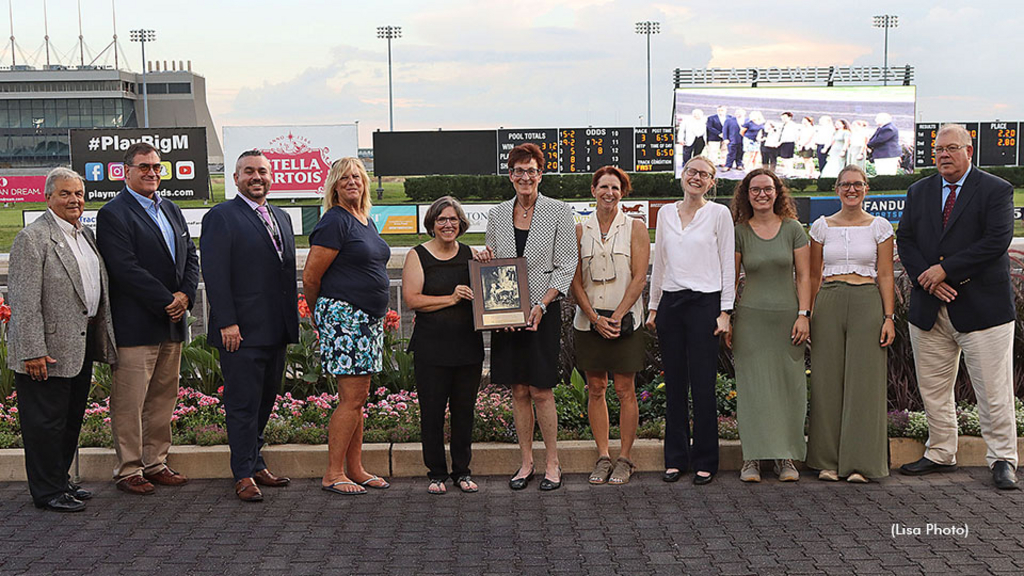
591 165 632 197
124 142 159 165
837 119 850 130
507 143 544 173
730 168 797 224
423 195 470 237
237 149 265 161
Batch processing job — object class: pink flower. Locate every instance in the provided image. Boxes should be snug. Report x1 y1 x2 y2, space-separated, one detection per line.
384 309 401 332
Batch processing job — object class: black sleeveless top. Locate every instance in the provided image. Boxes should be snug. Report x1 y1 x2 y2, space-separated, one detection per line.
407 243 484 366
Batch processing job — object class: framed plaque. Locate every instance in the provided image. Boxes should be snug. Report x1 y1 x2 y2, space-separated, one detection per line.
468 257 532 330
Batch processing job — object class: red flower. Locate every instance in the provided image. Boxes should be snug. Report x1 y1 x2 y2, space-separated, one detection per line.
384 309 401 332
0 304 10 324
297 294 311 319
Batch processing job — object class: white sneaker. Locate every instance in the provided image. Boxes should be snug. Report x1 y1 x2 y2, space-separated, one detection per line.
818 469 839 482
740 460 761 482
774 459 800 482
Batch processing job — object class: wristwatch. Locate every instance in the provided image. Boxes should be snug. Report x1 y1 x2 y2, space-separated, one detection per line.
797 310 810 317
883 313 895 321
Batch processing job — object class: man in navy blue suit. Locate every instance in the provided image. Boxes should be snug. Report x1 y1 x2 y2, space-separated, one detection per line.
201 150 299 502
896 124 1018 490
722 108 744 171
96 142 199 495
705 105 729 167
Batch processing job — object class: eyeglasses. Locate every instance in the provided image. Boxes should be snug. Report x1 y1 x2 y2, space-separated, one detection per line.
749 186 776 196
933 144 967 155
435 217 460 225
511 168 540 178
837 182 867 191
684 167 714 180
128 163 165 175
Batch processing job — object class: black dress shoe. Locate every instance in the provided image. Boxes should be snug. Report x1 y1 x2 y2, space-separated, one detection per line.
992 461 1019 490
67 482 92 501
693 472 714 486
899 457 957 476
662 470 682 483
35 493 85 513
539 468 562 491
509 467 534 490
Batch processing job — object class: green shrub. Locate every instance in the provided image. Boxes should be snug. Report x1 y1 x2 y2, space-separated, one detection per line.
904 412 930 441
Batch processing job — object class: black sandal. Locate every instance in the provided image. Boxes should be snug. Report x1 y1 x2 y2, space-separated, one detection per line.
456 476 479 493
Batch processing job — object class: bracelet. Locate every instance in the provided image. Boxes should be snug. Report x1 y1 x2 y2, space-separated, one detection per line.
535 302 547 314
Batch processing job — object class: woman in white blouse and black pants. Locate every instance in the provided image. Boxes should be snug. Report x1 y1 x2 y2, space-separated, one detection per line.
807 165 895 483
646 157 735 485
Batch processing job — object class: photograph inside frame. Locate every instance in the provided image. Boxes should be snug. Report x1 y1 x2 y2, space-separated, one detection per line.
468 258 531 330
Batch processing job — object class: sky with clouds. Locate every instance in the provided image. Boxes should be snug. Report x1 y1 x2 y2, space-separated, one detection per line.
5 0 1023 146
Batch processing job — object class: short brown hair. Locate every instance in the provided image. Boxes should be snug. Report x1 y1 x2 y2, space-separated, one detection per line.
731 168 797 224
124 142 159 165
507 143 544 172
591 165 631 197
423 195 470 237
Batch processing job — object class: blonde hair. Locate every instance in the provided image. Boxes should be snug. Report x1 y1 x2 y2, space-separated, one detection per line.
323 157 372 215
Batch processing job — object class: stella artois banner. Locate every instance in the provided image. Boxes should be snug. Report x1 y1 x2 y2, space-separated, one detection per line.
222 125 359 199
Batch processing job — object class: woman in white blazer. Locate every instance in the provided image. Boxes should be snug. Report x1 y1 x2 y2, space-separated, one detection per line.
478 143 577 491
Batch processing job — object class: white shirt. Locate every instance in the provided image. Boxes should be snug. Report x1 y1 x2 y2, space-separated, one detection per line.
649 201 735 311
809 216 894 278
49 209 101 317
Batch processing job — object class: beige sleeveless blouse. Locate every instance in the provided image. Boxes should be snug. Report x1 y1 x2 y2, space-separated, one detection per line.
573 210 645 331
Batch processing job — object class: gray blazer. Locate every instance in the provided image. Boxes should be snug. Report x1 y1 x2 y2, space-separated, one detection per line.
7 211 117 377
486 194 578 305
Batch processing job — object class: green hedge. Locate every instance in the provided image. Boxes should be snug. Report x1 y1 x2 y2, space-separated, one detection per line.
405 167 1024 202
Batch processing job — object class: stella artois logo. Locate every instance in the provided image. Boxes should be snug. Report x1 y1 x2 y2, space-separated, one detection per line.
261 133 332 193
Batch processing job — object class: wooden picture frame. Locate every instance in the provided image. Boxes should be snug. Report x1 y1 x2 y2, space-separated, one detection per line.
468 257 531 331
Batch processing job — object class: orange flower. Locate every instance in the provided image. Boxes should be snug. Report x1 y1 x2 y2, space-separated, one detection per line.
0 303 10 324
384 309 401 332
297 294 311 319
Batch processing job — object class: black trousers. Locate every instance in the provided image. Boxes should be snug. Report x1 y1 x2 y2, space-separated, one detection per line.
656 290 721 474
682 137 705 163
221 346 286 481
816 144 828 171
414 356 482 480
761 145 779 170
15 354 92 505
725 142 744 169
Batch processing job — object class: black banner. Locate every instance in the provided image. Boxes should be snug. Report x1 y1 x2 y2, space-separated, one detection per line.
70 127 210 202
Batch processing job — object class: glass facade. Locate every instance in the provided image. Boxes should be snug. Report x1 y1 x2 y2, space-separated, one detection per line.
0 97 137 166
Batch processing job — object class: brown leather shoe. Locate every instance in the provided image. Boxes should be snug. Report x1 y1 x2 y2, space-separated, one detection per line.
235 478 263 502
144 467 189 486
116 475 155 496
254 468 290 487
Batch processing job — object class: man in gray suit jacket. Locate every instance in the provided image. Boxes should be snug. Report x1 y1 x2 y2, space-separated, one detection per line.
7 167 117 512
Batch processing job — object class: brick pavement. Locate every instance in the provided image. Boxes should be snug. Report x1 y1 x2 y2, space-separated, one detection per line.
1 468 1023 575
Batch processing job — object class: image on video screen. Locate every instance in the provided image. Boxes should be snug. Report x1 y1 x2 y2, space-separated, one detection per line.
673 86 916 180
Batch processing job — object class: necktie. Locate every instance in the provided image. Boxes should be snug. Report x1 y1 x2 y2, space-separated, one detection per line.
942 184 958 227
256 204 283 256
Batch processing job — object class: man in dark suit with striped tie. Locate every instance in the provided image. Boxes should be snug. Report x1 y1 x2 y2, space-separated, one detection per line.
200 150 299 501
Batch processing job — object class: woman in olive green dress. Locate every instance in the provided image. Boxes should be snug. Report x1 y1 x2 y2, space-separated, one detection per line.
727 168 811 483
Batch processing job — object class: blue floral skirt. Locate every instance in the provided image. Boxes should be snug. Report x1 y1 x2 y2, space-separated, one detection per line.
314 297 384 375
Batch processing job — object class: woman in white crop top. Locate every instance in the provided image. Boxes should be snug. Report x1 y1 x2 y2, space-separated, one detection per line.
806 164 895 483
645 156 734 485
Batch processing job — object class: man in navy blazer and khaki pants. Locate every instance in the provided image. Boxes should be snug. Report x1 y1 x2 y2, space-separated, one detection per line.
201 150 298 501
97 142 200 495
896 123 1018 490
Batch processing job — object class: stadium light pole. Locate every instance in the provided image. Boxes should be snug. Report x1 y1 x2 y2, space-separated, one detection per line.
129 29 156 128
376 25 401 200
635 21 660 128
872 15 898 86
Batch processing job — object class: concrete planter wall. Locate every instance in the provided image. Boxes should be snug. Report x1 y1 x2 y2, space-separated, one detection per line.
0 437 1016 482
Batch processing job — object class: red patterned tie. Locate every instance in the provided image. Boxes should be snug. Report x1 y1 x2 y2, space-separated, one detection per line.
942 184 958 227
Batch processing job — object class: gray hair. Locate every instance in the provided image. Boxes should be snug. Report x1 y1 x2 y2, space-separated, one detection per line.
44 167 84 199
937 123 973 146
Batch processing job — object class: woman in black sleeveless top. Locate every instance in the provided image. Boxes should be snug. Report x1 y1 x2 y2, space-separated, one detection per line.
402 196 484 495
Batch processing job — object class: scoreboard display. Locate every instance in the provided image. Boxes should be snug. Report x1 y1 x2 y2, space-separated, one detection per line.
559 127 633 173
913 122 981 167
497 129 559 173
978 122 1018 166
634 127 675 172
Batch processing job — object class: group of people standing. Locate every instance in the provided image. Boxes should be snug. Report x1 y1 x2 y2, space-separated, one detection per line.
6 123 1016 511
678 106 905 179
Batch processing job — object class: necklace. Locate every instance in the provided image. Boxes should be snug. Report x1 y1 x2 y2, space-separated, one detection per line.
516 198 534 218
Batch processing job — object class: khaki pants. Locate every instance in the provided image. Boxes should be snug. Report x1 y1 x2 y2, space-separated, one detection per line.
910 307 1016 469
109 342 183 480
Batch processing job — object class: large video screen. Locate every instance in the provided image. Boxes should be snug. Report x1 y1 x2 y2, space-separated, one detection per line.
673 86 916 180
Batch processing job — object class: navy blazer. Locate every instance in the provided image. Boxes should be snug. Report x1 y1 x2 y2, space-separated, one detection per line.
706 115 726 141
896 167 1015 332
200 196 299 349
867 122 900 159
96 188 200 346
723 116 742 143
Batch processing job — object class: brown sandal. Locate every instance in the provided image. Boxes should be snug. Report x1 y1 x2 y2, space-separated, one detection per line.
608 457 636 485
589 457 614 485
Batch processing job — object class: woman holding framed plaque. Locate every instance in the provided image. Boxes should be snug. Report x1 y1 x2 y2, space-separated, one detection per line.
645 156 735 486
303 157 392 496
402 196 484 495
477 142 577 491
571 166 649 486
